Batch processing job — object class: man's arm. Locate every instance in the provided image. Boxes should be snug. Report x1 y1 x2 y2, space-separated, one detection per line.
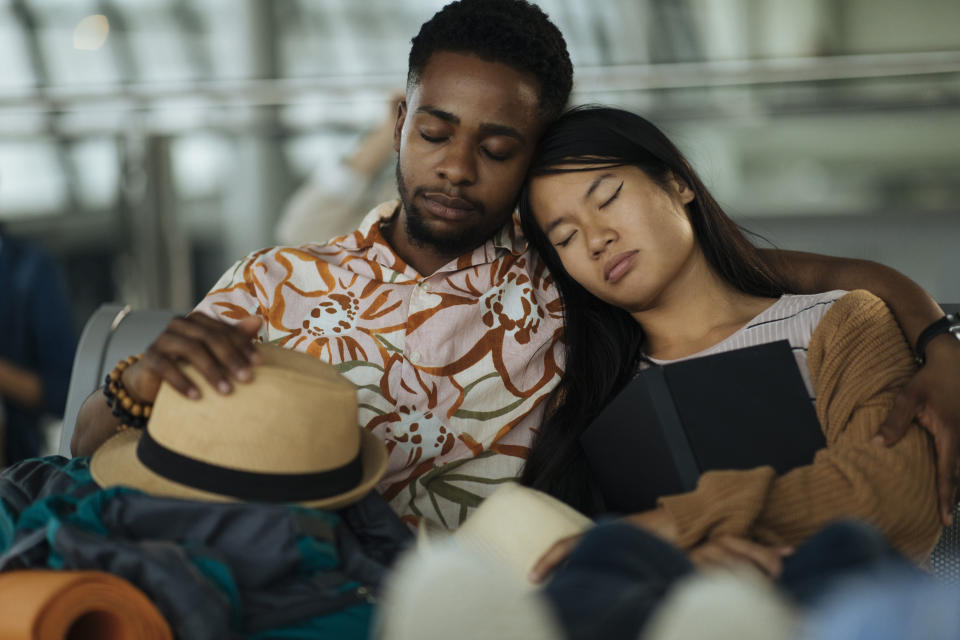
765 249 960 524
763 250 943 343
71 314 262 457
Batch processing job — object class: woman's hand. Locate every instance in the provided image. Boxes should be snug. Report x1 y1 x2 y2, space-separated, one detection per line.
529 507 678 583
528 532 582 584
877 336 960 525
688 536 793 579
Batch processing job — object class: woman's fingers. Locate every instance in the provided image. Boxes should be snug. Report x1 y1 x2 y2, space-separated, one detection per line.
689 536 792 579
529 534 583 584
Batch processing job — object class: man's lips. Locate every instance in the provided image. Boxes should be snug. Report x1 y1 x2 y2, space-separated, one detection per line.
604 250 639 283
421 193 477 221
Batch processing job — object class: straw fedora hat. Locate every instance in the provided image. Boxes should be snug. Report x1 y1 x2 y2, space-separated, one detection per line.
91 343 388 510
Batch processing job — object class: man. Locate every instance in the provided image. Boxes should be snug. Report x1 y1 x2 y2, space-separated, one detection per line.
74 0 960 530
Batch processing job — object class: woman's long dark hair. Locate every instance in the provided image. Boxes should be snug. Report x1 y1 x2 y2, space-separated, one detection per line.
518 106 792 515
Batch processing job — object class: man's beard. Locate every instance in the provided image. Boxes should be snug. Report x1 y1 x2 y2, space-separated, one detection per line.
395 162 488 257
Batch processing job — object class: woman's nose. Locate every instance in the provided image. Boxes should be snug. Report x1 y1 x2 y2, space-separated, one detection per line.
587 226 617 257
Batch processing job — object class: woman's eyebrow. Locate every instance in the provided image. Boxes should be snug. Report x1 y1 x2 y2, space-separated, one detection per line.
543 216 569 235
584 173 615 202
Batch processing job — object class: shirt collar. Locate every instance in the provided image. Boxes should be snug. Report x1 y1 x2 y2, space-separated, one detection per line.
335 201 529 272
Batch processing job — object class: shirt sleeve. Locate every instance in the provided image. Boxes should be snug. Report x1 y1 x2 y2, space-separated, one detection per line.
192 249 273 342
657 290 941 561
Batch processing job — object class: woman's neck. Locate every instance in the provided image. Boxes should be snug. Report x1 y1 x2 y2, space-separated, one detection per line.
633 255 778 361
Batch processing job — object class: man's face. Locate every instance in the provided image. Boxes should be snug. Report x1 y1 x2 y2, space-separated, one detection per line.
394 52 544 258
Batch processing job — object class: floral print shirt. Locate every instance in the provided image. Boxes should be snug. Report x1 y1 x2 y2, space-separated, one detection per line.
194 202 565 529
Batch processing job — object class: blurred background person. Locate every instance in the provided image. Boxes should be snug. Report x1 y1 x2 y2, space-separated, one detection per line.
0 219 76 466
276 91 403 245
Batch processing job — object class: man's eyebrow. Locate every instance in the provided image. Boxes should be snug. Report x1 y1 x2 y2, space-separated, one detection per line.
416 106 459 124
584 173 615 201
416 106 525 143
478 123 525 143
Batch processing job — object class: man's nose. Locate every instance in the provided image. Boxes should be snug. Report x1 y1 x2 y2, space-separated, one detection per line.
436 140 477 186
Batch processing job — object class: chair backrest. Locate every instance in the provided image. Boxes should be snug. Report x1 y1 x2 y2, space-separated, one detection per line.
58 304 180 456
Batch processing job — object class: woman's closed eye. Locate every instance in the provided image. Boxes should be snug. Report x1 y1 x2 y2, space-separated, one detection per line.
599 181 623 209
555 231 577 248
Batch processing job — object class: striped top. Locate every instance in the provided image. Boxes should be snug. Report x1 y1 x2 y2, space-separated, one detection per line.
645 290 849 399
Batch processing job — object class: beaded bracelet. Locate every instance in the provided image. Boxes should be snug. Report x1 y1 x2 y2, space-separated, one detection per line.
103 354 152 432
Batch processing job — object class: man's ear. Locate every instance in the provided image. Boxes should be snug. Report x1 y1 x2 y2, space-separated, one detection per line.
393 99 407 152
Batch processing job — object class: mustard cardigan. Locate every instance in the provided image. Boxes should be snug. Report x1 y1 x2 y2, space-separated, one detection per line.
658 290 941 562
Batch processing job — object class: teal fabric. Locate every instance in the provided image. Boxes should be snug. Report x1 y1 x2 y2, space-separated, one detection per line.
0 455 375 639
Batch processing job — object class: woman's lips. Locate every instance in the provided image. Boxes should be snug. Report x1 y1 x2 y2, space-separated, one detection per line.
421 194 476 221
604 250 639 283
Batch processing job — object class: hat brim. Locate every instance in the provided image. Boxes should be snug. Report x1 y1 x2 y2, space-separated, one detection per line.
90 427 389 511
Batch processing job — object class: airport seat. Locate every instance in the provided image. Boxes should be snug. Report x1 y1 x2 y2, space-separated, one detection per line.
929 302 960 583
58 302 960 582
58 304 181 457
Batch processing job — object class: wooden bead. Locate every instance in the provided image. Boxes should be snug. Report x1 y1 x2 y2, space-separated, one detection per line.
131 404 142 417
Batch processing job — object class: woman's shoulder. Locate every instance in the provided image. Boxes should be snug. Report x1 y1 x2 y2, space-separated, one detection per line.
741 290 848 345
813 289 895 335
766 290 849 322
810 289 909 367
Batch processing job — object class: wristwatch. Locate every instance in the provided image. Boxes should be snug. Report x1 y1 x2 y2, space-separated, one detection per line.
914 312 960 367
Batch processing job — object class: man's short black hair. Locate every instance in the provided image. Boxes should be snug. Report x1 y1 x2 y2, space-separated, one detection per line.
408 0 573 122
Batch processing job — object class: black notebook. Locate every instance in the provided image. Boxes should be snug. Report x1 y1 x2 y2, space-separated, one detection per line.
580 340 825 513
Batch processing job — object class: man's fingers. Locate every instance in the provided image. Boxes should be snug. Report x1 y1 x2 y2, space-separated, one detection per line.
876 384 922 447
149 331 233 395
529 534 582 584
139 349 202 399
169 315 259 384
934 426 960 526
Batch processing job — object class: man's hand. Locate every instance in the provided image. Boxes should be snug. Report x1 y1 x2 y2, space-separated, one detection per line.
687 536 792 579
124 313 264 404
877 336 960 526
71 312 264 457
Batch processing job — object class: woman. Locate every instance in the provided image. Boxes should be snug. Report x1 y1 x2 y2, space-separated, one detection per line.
516 106 941 571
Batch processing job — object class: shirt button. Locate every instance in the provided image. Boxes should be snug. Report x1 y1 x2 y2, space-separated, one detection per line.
421 282 432 293
409 351 421 364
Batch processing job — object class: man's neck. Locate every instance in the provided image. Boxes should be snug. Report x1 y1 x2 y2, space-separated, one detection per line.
381 209 480 276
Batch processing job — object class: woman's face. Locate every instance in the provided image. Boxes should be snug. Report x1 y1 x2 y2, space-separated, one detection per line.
528 164 698 313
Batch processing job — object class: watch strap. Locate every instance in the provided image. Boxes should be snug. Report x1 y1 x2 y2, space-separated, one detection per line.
915 313 960 367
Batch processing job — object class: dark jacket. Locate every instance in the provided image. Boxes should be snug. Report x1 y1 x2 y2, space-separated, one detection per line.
0 234 76 462
0 456 413 639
